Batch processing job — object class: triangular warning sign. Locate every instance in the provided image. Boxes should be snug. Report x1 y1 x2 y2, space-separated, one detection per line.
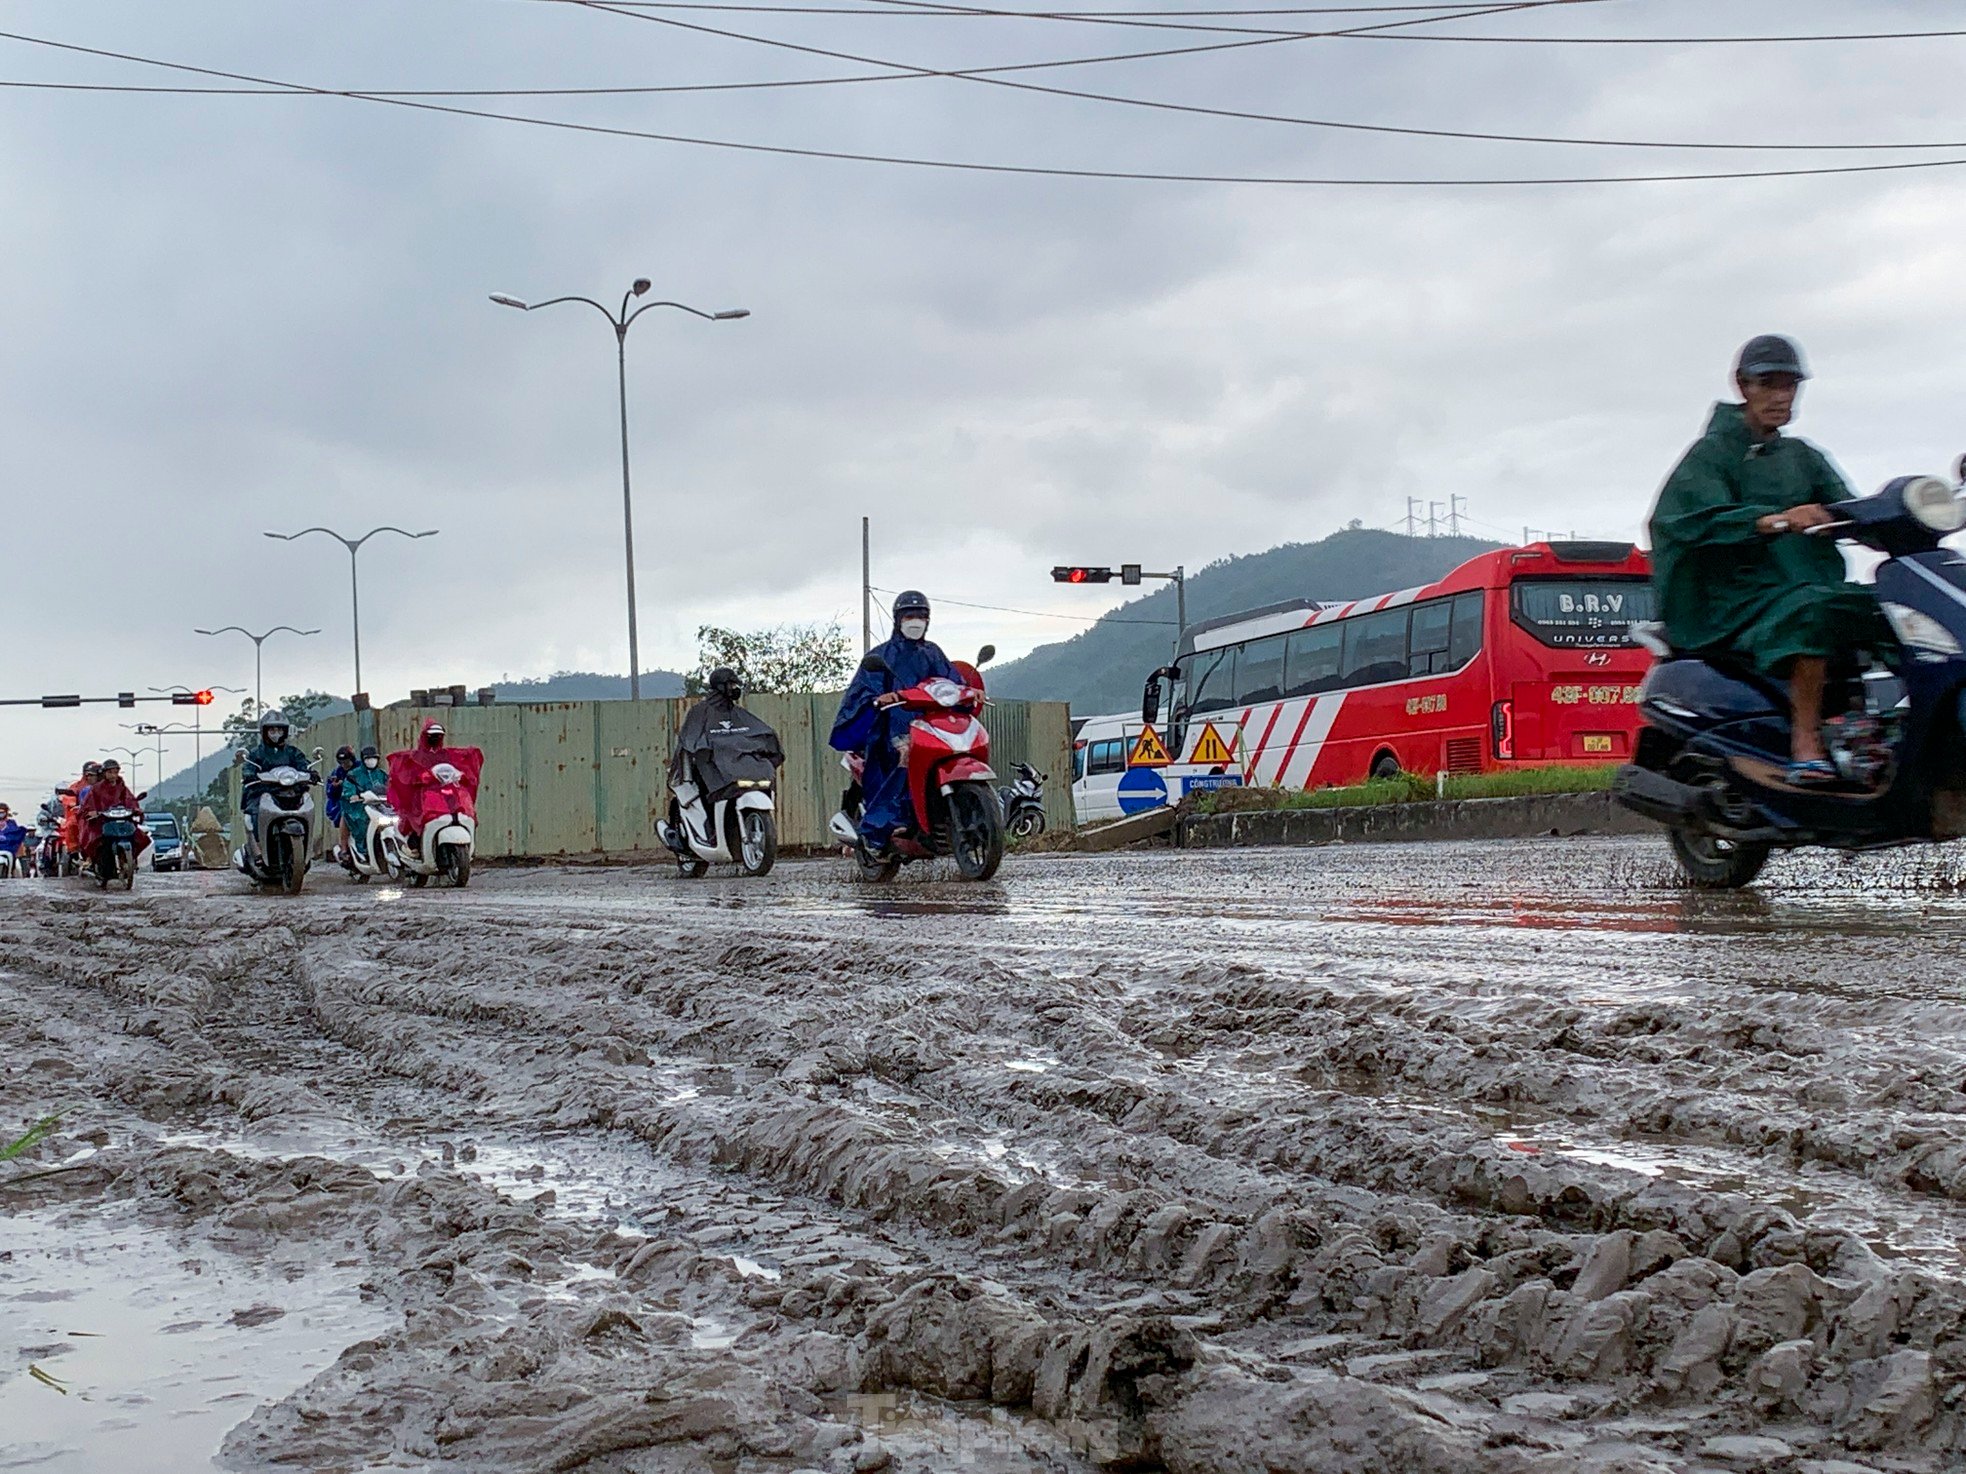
1190 721 1236 767
1127 725 1171 768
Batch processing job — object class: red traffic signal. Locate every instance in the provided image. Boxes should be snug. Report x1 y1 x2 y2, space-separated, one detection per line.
172 689 215 706
1052 565 1115 585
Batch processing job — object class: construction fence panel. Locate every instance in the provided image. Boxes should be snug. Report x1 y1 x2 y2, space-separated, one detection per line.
282 694 1072 861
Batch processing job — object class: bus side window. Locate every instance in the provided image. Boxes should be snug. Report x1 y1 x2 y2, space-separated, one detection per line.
1408 598 1453 677
1449 591 1485 669
1285 624 1342 697
1235 635 1286 705
1341 608 1410 689
1187 647 1237 715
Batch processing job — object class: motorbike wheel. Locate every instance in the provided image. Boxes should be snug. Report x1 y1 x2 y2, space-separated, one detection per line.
442 846 472 889
115 848 134 892
677 856 709 879
1666 827 1770 890
945 782 1004 882
738 811 777 878
854 843 899 883
278 837 306 897
1008 809 1044 840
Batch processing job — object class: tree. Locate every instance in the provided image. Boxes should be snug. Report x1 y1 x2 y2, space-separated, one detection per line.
687 623 853 695
220 691 338 747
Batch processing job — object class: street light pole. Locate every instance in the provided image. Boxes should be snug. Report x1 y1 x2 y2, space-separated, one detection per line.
262 526 438 700
492 281 749 702
194 625 319 717
105 746 146 790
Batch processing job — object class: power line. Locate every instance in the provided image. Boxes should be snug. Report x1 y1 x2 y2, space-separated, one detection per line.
872 584 1178 625
539 1 1595 13
13 30 1966 187
534 0 1966 154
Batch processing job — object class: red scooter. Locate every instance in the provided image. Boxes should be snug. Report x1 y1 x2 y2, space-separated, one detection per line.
830 646 1005 882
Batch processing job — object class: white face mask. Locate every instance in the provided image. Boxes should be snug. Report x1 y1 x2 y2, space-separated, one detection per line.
364 757 380 770
900 618 929 641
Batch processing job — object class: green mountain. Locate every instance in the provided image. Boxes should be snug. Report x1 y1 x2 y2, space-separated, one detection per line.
987 529 1501 715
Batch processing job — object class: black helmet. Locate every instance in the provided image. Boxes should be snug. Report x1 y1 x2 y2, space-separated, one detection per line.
336 745 357 766
83 761 103 778
708 667 742 701
892 590 930 620
359 745 379 762
1735 334 1809 382
259 716 289 741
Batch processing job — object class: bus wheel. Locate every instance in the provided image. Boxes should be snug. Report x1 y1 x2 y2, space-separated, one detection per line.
1370 752 1401 781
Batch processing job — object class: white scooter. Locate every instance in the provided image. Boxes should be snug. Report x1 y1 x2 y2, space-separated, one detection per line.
659 768 777 878
392 761 476 889
340 791 404 884
236 765 319 896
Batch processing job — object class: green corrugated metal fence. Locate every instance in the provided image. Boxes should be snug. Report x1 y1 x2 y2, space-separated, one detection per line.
294 694 1074 859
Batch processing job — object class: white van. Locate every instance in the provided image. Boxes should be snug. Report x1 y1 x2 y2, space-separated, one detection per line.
1069 712 1142 824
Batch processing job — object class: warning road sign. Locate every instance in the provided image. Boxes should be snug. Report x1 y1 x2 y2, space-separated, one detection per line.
1190 721 1236 767
1127 724 1171 768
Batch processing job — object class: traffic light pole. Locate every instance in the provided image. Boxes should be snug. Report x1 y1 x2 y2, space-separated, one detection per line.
1051 562 1187 656
0 692 214 709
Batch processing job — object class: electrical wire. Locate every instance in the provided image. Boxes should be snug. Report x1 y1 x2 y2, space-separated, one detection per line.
555 1 1594 13
872 585 1180 625
11 30 1966 187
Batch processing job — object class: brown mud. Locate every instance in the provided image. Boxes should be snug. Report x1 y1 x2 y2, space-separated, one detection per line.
4 836 1965 1472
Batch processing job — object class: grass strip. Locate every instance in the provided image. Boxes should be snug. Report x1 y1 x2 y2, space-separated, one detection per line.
1193 764 1614 815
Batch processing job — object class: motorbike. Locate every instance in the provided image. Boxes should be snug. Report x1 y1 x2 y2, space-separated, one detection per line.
236 764 320 896
87 800 146 891
392 760 476 889
339 791 404 884
828 646 1005 882
659 737 780 881
1614 473 1966 887
1000 763 1049 840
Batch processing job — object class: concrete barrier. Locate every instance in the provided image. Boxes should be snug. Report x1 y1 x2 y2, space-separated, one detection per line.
1177 791 1654 849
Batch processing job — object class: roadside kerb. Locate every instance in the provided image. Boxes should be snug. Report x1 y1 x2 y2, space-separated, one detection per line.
1177 791 1652 848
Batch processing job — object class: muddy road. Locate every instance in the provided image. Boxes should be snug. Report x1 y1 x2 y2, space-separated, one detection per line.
5 836 1966 1473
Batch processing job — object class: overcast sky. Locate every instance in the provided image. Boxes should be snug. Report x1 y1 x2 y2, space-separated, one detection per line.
5 0 1966 802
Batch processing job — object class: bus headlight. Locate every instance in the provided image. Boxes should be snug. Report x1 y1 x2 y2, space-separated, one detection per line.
1903 475 1966 533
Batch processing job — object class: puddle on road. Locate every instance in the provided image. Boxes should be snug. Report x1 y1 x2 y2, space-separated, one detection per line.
0 1202 393 1474
830 1389 1092 1471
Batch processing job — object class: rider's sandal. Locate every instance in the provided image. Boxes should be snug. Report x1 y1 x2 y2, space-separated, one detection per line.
1786 758 1840 788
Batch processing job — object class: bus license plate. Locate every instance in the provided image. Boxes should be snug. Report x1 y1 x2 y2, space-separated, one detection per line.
1582 735 1613 754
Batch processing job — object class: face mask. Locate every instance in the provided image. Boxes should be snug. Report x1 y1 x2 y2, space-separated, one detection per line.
900 618 928 641
364 758 379 770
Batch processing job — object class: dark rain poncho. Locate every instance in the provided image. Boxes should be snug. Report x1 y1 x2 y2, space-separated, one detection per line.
672 694 784 801
1648 402 1886 677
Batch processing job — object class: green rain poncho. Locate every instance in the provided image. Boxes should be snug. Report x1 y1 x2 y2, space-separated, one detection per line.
1648 402 1885 677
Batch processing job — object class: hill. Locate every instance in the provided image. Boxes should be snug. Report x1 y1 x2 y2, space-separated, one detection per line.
987 529 1500 715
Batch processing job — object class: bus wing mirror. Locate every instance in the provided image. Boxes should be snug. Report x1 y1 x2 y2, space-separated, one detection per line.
1142 675 1162 725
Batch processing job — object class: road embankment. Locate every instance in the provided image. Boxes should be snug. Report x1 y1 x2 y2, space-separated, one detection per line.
1178 790 1653 847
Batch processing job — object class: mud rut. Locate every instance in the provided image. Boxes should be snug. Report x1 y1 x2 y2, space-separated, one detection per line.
4 839 1966 1473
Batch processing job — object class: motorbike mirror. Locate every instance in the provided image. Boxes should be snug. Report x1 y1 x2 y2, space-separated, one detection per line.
975 644 996 666
232 750 245 765
1142 673 1164 725
860 652 890 675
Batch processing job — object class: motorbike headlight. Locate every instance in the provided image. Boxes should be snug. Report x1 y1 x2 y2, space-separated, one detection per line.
1881 600 1963 658
925 678 962 708
1903 475 1966 533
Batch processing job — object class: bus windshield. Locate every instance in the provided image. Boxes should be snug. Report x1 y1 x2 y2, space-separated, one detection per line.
1510 577 1656 648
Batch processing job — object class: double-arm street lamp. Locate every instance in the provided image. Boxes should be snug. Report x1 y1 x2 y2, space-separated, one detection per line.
194 625 319 718
491 280 749 702
263 526 438 702
103 746 147 789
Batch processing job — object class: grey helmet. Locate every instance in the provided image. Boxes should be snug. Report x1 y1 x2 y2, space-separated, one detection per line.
1735 334 1809 382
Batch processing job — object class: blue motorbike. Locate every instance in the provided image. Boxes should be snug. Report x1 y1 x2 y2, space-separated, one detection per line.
1615 474 1966 887
89 802 145 891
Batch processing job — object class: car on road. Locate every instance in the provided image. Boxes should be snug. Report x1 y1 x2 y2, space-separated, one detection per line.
146 810 185 872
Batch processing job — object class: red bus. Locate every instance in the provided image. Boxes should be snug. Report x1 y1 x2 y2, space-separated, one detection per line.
1139 540 1656 791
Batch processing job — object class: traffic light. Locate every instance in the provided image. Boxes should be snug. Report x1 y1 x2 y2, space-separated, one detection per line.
1051 566 1116 585
172 690 215 705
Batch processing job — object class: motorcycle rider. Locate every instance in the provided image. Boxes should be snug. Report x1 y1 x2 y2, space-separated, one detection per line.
58 763 101 860
77 758 150 865
830 590 955 856
339 745 389 863
0 805 26 873
325 744 358 859
241 716 317 812
672 667 785 792
386 720 482 855
1649 335 1892 786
